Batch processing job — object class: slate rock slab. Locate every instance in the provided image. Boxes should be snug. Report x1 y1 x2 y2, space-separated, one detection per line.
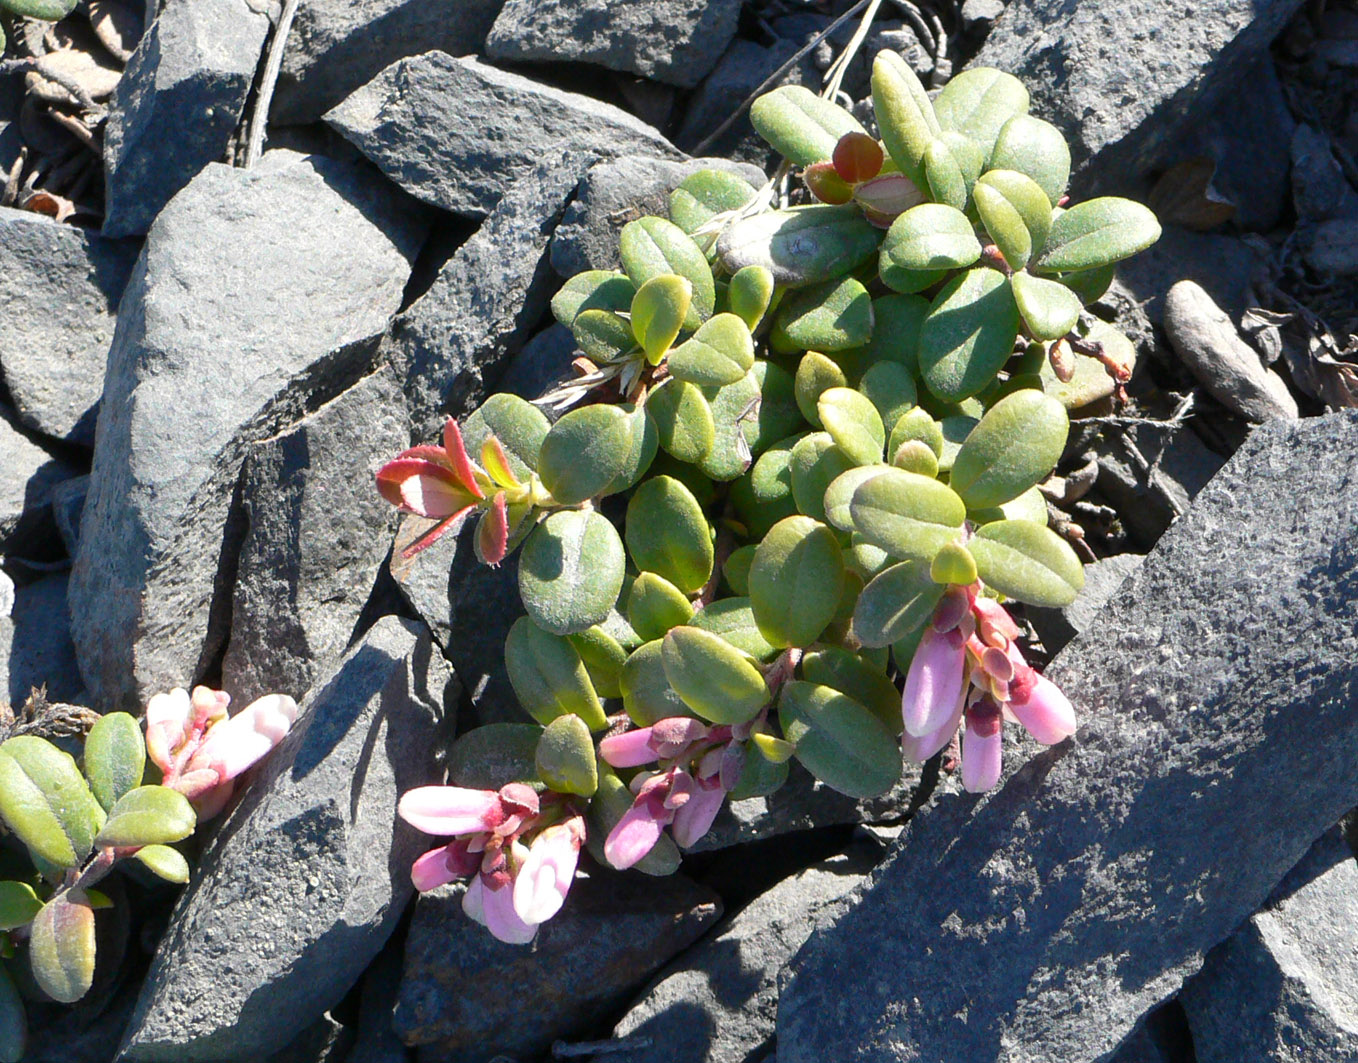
221 369 409 705
271 0 504 124
777 411 1358 1063
0 406 78 556
0 208 139 446
485 0 740 88
550 154 764 277
103 0 270 238
0 573 83 707
70 154 425 713
1028 553 1144 655
119 616 455 1062
1181 828 1358 1062
383 148 589 440
394 869 722 1062
969 0 1307 186
606 837 883 1063
498 323 576 403
324 52 679 218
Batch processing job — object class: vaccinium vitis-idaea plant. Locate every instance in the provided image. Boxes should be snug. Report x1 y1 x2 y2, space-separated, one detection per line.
0 687 295 1059
378 51 1161 945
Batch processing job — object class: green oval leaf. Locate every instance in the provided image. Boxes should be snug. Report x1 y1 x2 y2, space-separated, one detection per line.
83 713 146 814
662 627 770 725
2 0 78 19
771 276 874 354
587 768 680 876
716 205 881 289
668 313 755 386
847 467 966 561
779 682 900 798
0 737 105 870
505 616 608 730
688 597 779 662
728 265 775 330
567 625 628 700
94 786 196 849
627 572 696 643
1034 197 1162 274
918 267 1022 402
625 475 714 594
535 716 598 797
1011 271 1082 340
794 352 847 428
888 407 945 458
519 509 626 636
750 85 868 167
696 371 758 482
551 270 635 326
749 516 845 648
818 387 886 466
800 648 901 735
605 404 659 496
620 640 695 726
463 394 552 479
620 216 716 329
133 845 191 884
881 203 982 272
857 361 918 431
537 404 634 505
932 67 1029 156
28 893 95 1005
631 275 692 364
871 51 941 187
572 308 636 363
790 432 856 524
950 389 1069 509
852 559 947 648
990 113 1071 205
645 378 715 464
447 724 542 790
823 464 889 531
968 519 1086 606
668 169 758 235
0 883 42 932
973 169 1052 271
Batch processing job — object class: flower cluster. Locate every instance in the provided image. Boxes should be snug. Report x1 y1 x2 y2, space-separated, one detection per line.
399 783 586 944
146 686 298 820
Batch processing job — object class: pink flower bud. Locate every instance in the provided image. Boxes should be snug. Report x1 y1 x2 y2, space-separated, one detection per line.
145 688 193 772
190 693 297 783
902 626 966 737
512 816 584 926
900 686 966 764
670 782 725 849
463 872 537 945
375 458 478 520
399 785 502 837
1009 672 1077 745
962 701 1004 793
604 790 671 871
599 727 658 768
970 596 1020 645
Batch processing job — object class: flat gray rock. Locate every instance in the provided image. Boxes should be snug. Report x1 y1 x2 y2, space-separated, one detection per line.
323 52 679 218
103 0 270 238
383 148 590 440
0 209 139 446
1028 553 1145 654
394 869 722 1062
550 154 763 277
498 323 576 403
271 0 504 123
70 154 425 712
221 369 410 705
0 406 78 556
485 0 740 88
0 574 83 706
777 411 1358 1063
606 838 884 1063
969 0 1307 186
119 616 455 1062
1181 828 1358 1062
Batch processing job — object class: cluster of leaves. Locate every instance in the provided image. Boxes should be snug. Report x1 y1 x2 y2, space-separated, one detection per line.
0 713 195 1061
378 51 1159 939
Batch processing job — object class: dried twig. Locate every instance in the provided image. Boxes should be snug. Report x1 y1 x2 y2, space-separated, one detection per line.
243 0 300 168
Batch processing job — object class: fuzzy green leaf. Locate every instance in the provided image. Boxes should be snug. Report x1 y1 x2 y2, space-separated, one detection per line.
620 216 715 329
662 627 770 725
133 845 190 884
881 203 982 272
567 625 628 701
749 516 845 648
715 205 881 288
535 716 598 797
551 270 634 326
871 51 941 187
631 274 692 364
627 572 695 643
750 85 867 166
83 713 146 814
973 169 1052 271
94 786 195 850
1034 197 1162 274
790 432 856 524
1010 270 1082 340
918 268 1021 402
0 738 105 870
823 464 889 531
0 883 41 932
817 387 885 466
668 169 758 234
799 648 901 734
519 510 626 636
857 361 918 431
537 404 634 505
668 313 755 386
772 276 874 354
968 519 1086 606
727 265 775 331
505 616 607 730
932 67 1029 156
852 559 945 649
620 639 695 726
28 893 95 1005
572 308 636 364
463 394 551 480
646 378 715 464
950 389 1069 509
848 467 966 561
779 682 900 798
625 475 714 594
989 114 1071 205
688 598 779 662
448 724 542 790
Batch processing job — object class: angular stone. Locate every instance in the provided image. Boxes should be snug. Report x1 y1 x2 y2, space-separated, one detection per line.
1291 123 1356 223
50 475 88 556
606 838 883 1063
778 412 1358 1063
1181 828 1358 1063
324 52 679 219
220 369 409 705
497 323 575 403
1305 217 1358 275
119 616 455 1062
1164 280 1299 423
549 154 764 277
70 154 426 713
1028 553 1144 655
347 932 411 1063
0 573 84 706
393 869 722 1062
394 514 523 727
0 406 78 556
0 208 139 446
383 150 589 440
485 0 740 88
103 0 270 238
271 0 504 124
1092 423 1226 549
970 0 1307 187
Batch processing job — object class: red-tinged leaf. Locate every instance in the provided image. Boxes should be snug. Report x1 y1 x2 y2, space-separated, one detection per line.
442 419 486 499
396 444 455 465
833 132 884 184
853 174 925 227
477 492 511 566
375 459 477 518
481 436 521 489
397 506 475 562
804 162 853 205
